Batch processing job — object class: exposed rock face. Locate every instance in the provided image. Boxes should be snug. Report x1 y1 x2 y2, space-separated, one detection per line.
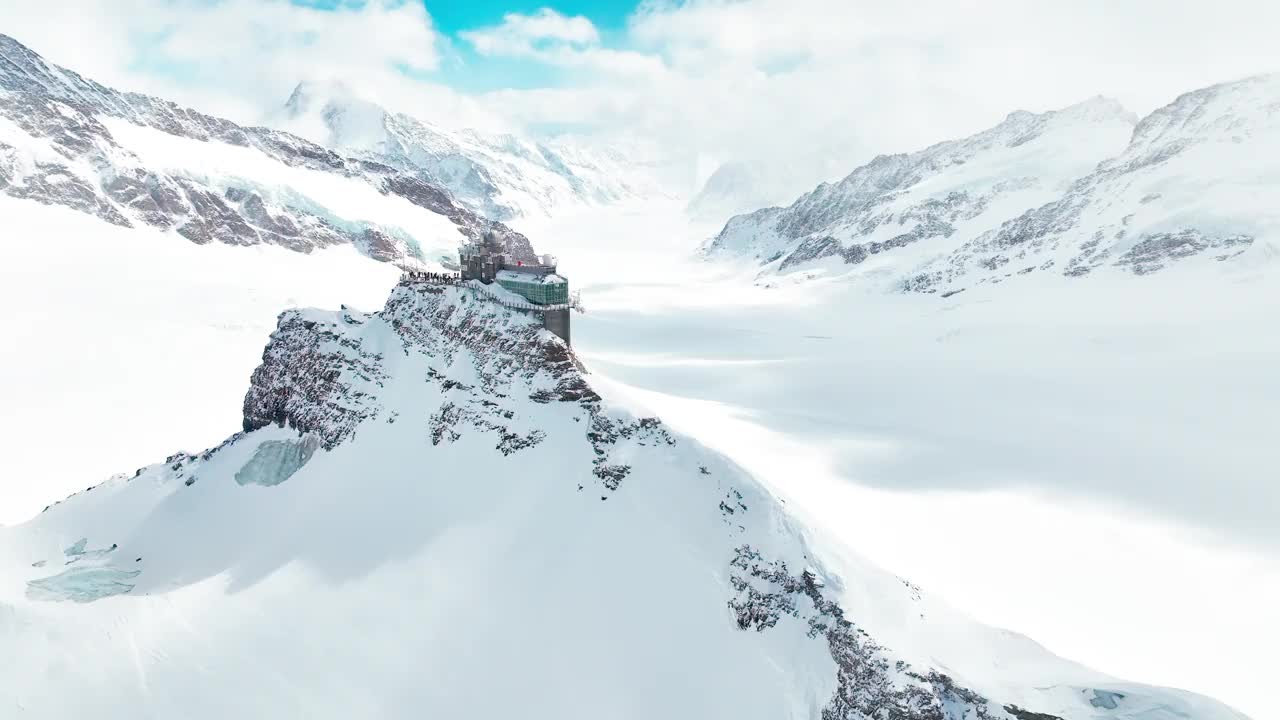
243 283 596 454
0 33 537 263
242 311 390 449
728 545 1004 720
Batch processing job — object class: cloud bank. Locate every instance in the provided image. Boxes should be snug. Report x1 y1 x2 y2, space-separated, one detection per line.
3 0 1278 201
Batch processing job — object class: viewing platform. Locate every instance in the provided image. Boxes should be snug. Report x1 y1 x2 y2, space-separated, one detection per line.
401 232 575 344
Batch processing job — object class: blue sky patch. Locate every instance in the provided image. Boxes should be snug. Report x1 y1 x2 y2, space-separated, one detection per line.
288 0 640 92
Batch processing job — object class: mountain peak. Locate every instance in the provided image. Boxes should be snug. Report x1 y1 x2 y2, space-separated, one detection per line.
1129 72 1280 151
1051 95 1137 125
281 78 390 150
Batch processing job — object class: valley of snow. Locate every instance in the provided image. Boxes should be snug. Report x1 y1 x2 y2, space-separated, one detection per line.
530 203 1278 720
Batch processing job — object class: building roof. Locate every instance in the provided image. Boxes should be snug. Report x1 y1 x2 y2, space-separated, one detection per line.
496 269 566 285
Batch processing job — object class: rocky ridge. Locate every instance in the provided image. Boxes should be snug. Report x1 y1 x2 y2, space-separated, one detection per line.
0 33 535 263
709 75 1279 293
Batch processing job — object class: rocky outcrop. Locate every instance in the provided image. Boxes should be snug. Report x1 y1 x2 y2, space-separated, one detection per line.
242 283 599 459
242 311 390 449
728 545 1007 720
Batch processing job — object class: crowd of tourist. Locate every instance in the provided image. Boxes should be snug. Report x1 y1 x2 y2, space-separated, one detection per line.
403 270 461 284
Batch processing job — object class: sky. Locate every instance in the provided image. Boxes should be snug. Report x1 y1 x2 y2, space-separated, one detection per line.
3 0 1279 200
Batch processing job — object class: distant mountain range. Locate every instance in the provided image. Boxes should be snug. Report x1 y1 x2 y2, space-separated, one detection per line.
706 76 1279 294
279 80 673 222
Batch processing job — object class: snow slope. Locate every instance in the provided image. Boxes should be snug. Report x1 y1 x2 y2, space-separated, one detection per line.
685 159 792 224
0 282 1247 720
518 203 1278 720
0 196 399 526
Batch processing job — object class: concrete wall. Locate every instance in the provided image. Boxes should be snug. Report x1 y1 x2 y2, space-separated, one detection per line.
543 308 571 346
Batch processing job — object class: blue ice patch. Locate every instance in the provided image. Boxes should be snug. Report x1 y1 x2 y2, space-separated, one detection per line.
27 565 141 602
235 435 321 487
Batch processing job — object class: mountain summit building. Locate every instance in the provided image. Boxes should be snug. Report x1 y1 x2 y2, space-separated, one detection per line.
460 232 571 345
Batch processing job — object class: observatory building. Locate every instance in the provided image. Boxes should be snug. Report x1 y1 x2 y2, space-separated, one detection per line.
460 232 571 345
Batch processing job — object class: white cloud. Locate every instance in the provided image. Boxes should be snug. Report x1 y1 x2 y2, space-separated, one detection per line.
472 0 1280 200
0 0 501 129
2 0 1278 203
462 8 600 57
459 9 662 78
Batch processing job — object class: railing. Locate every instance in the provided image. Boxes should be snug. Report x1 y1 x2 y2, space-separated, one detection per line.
399 272 578 313
465 281 571 312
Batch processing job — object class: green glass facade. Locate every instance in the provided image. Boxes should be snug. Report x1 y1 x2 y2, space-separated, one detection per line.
497 277 569 305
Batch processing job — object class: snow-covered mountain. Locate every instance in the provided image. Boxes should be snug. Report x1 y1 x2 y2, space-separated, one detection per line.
0 33 536 266
686 160 785 223
280 80 671 221
0 280 1247 719
707 78 1279 292
911 74 1280 294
